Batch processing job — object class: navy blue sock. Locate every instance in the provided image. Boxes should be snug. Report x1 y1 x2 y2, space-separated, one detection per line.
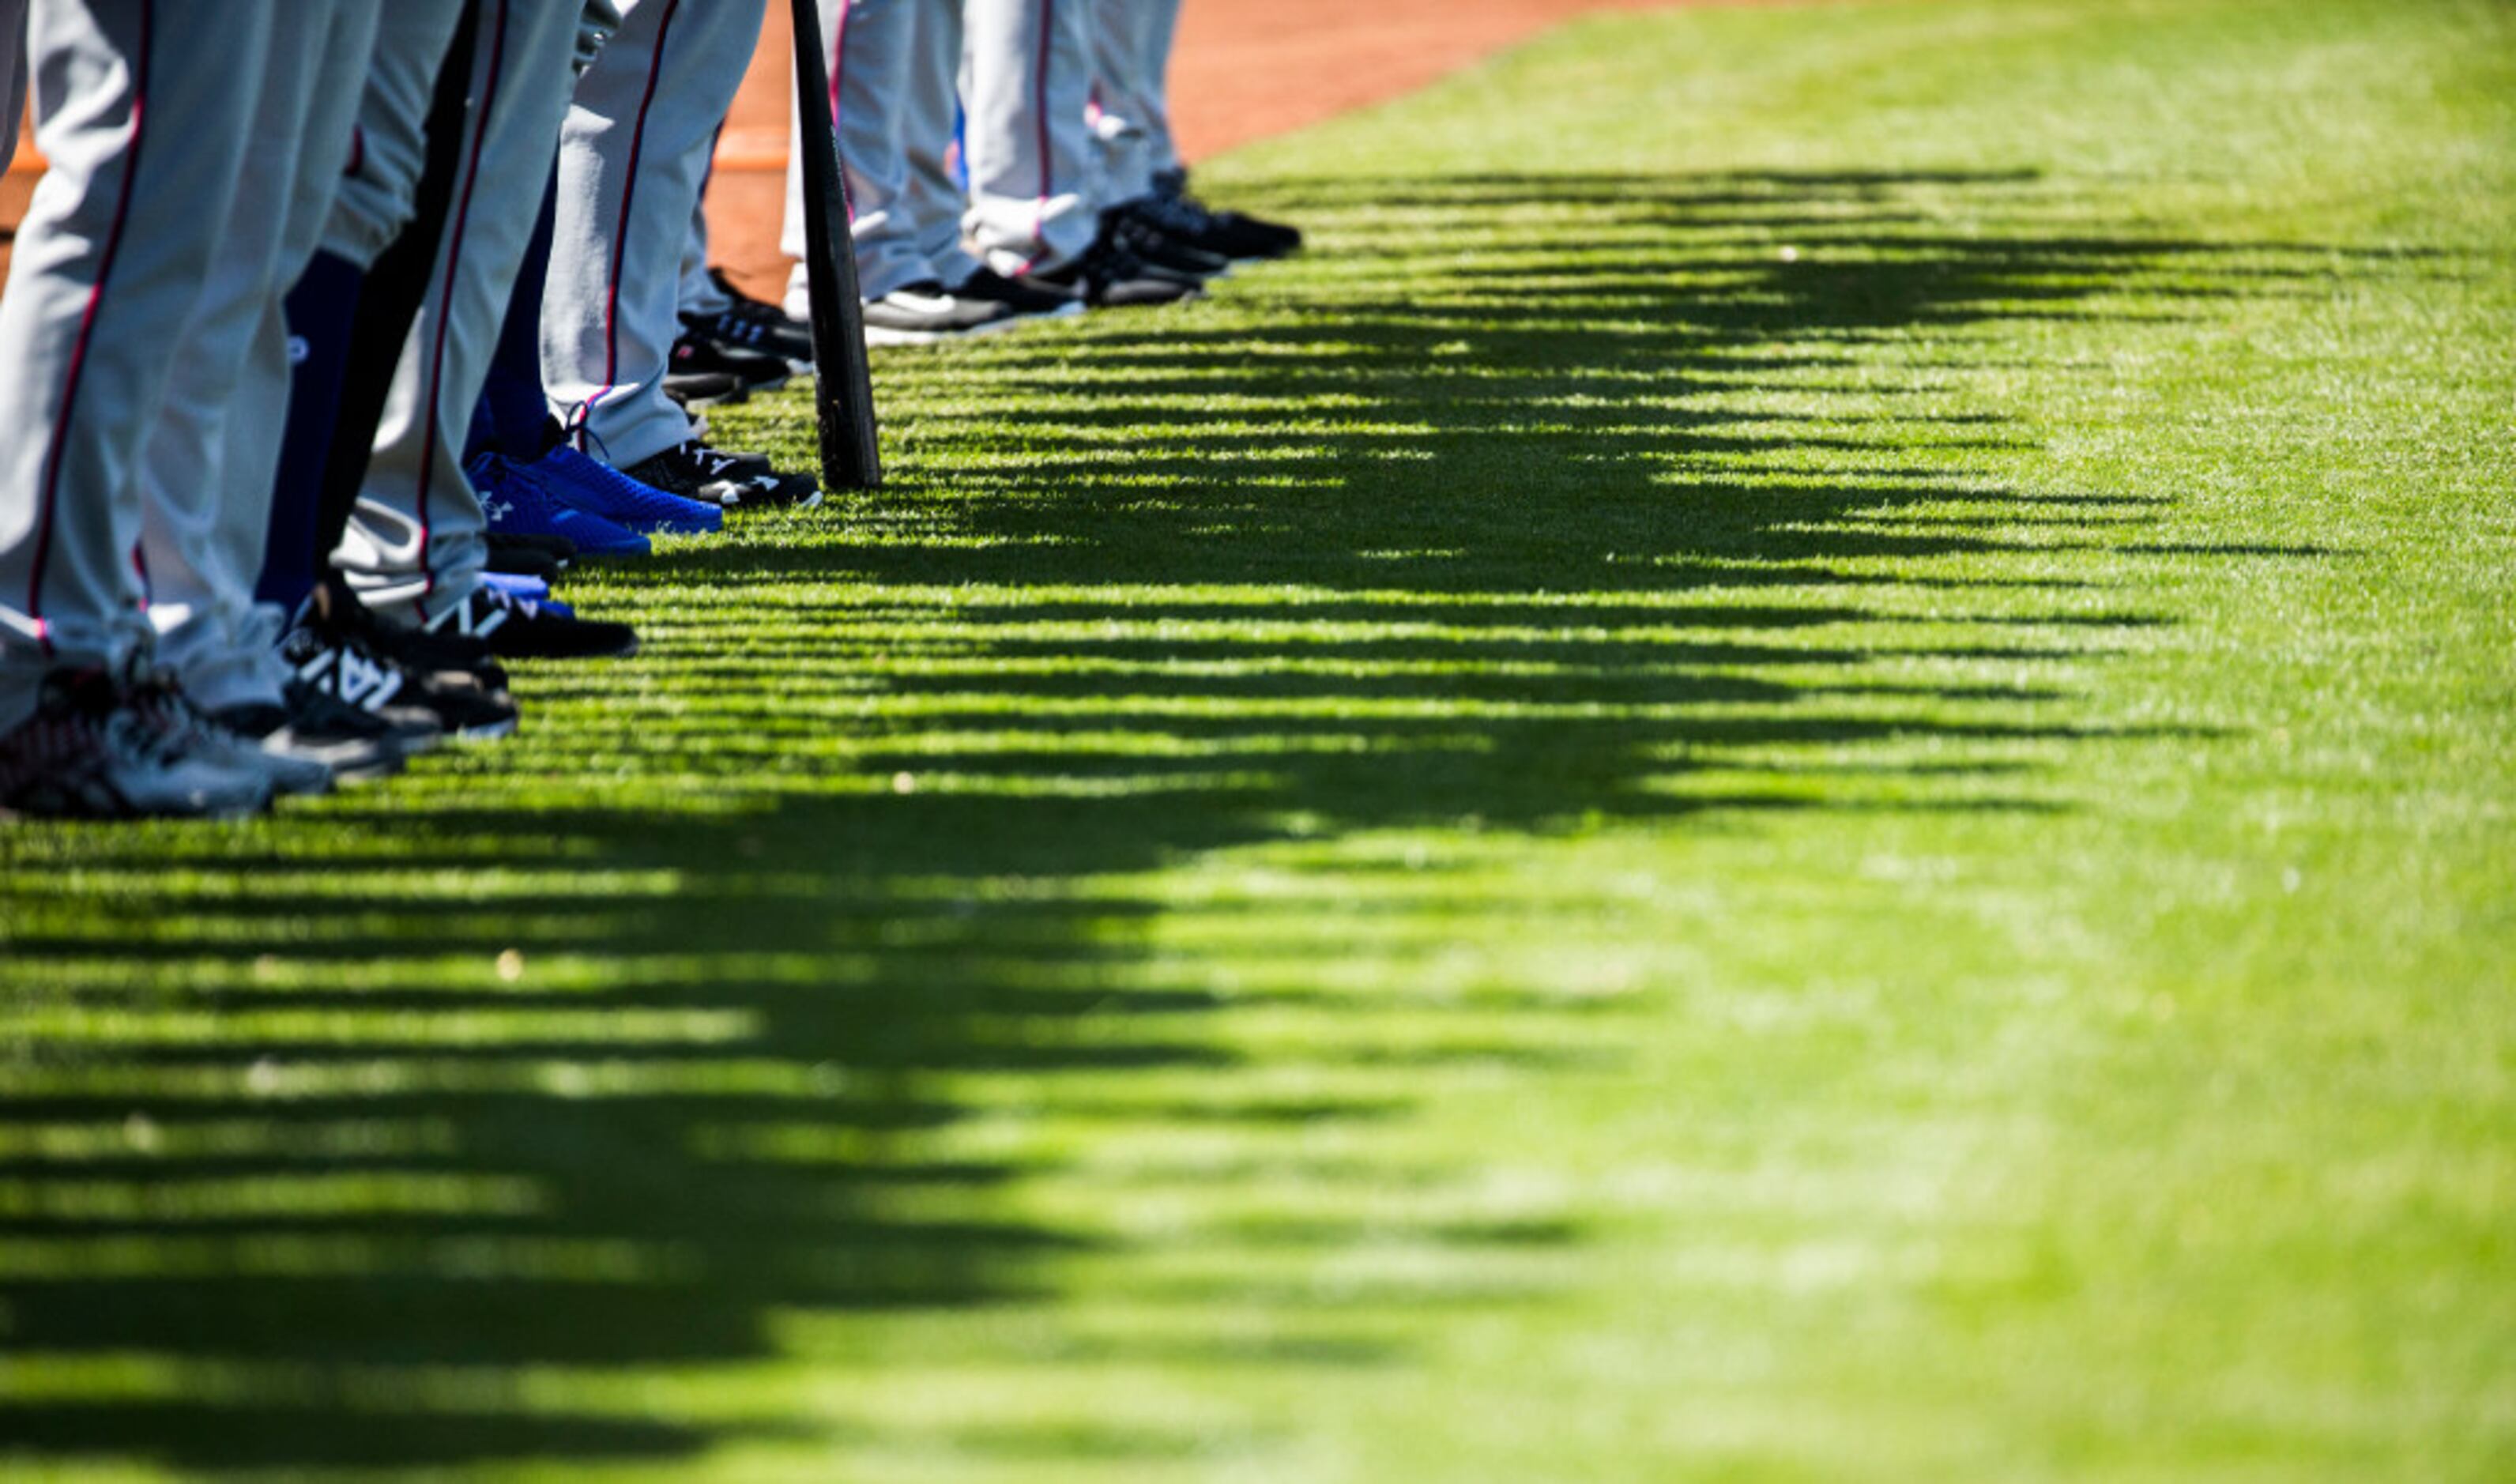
258 250 365 612
465 173 562 465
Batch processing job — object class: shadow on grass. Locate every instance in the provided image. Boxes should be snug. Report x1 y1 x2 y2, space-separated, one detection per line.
0 168 2350 1471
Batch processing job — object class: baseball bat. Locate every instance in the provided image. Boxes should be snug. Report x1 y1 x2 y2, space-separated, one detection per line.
789 0 882 491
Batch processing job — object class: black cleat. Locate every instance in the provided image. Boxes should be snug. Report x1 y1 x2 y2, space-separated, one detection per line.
214 694 424 784
623 440 822 510
1147 168 1303 260
423 585 639 661
1102 209 1232 279
951 266 1090 321
669 330 790 406
685 267 815 367
281 606 520 741
861 280 1022 345
1015 239 1201 309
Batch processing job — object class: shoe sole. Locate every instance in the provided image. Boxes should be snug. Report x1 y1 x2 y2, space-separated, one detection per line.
724 489 824 514
862 315 1031 348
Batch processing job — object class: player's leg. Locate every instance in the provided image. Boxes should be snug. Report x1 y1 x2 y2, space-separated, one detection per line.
1125 0 1299 262
959 0 1098 276
464 168 720 550
1087 0 1174 212
137 2 383 739
540 0 815 508
962 0 1199 305
299 0 480 623
249 0 525 740
898 0 979 290
541 0 821 510
0 0 281 815
679 160 815 371
334 0 618 651
679 164 728 318
1133 0 1181 185
780 0 1019 345
920 0 1082 326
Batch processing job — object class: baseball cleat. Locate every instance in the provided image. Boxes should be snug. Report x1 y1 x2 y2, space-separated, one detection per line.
668 328 791 404
1015 239 1203 309
859 281 1024 345
685 267 815 367
951 267 1090 322
423 585 639 662
623 440 822 510
519 445 723 535
469 451 651 559
1148 168 1303 260
0 666 275 821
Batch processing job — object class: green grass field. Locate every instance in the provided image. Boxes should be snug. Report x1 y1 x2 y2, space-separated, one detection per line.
4 0 2512 1477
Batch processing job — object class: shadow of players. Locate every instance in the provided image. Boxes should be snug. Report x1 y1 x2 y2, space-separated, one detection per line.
0 168 2358 1470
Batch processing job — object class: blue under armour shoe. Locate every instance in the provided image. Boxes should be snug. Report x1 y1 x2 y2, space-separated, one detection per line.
522 445 724 536
466 452 651 558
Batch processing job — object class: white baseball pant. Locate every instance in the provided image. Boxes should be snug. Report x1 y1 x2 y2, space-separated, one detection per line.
335 0 582 621
962 0 1100 277
541 0 768 474
0 0 277 729
141 2 385 713
779 0 977 307
1087 0 1178 207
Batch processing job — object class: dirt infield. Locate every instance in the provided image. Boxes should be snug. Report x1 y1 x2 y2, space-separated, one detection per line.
2 1 1704 297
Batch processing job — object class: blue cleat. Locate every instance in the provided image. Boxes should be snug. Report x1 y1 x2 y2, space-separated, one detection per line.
520 445 725 536
467 452 651 558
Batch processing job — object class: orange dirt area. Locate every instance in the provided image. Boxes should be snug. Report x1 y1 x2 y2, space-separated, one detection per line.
2 0 1716 300
703 0 1704 299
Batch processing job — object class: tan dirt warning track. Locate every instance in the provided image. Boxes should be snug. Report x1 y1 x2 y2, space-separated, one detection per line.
2 1 1716 303
702 0 1707 296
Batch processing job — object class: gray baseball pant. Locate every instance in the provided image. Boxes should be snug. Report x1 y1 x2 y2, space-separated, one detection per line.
325 0 474 275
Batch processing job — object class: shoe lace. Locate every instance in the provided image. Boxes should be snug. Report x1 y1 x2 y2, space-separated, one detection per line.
555 395 621 466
